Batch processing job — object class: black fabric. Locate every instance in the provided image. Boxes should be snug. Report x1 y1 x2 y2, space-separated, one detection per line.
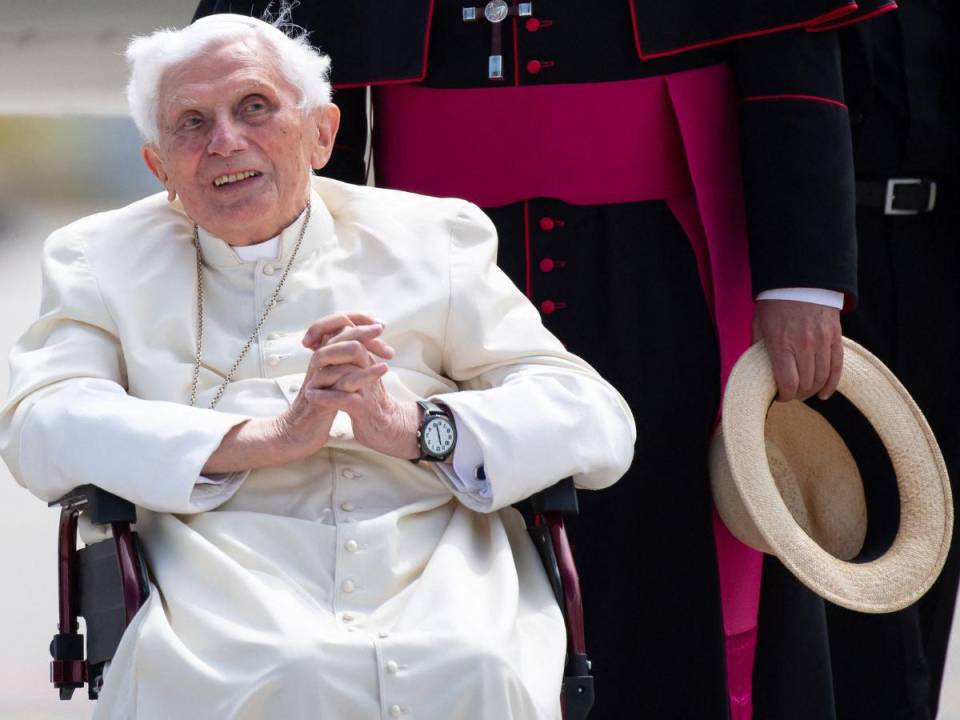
486 198 730 719
807 393 901 563
630 0 895 58
841 12 911 174
325 87 368 186
192 0 433 86
899 0 960 176
825 209 960 719
738 98 857 298
827 7 960 717
841 1 960 177
418 2 718 87
753 556 837 720
732 28 857 299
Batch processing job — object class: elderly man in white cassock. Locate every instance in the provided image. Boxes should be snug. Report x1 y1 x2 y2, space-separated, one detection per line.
0 13 635 720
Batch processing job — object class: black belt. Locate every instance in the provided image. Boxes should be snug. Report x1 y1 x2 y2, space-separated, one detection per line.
856 178 945 215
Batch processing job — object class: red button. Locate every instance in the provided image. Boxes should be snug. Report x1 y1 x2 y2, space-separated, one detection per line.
526 60 542 75
539 217 555 231
540 300 557 315
525 18 541 32
539 258 555 273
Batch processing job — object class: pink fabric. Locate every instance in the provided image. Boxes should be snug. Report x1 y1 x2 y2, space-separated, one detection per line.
374 79 691 207
666 66 763 720
376 66 762 718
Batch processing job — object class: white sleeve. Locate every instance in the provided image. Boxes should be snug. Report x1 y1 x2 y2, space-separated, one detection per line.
756 287 845 309
430 202 636 513
0 228 250 514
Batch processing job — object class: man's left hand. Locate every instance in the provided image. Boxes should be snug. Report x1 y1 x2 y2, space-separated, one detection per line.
752 300 843 402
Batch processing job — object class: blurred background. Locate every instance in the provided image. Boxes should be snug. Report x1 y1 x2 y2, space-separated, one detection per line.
1 2 196 717
1 1 960 719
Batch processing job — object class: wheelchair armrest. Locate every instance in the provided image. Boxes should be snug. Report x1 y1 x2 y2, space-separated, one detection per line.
48 485 147 700
523 478 595 718
49 485 137 525
528 477 579 516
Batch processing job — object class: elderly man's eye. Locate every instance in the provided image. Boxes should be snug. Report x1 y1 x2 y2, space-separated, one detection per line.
243 98 269 114
179 115 204 130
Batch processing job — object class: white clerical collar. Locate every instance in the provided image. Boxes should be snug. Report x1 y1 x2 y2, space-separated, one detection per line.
195 188 332 268
232 236 279 262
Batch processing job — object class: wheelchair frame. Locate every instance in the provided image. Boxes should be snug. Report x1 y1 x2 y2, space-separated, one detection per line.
49 479 594 719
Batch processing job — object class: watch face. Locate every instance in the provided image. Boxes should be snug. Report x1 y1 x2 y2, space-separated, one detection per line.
422 416 456 457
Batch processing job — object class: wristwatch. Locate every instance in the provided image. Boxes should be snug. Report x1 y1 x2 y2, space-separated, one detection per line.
415 400 457 462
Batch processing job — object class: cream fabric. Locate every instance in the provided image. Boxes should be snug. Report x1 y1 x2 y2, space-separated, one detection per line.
0 177 635 720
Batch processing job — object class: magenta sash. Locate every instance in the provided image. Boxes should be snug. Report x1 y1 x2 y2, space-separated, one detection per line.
376 65 761 717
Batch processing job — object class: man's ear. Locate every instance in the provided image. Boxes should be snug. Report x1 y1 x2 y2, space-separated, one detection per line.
309 103 341 171
142 144 177 202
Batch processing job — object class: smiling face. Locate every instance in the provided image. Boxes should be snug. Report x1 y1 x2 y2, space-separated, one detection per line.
142 38 340 245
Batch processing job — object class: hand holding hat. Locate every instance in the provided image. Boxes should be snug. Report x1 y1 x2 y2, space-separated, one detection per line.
710 338 952 613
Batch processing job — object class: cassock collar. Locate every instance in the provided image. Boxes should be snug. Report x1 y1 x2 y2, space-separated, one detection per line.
194 188 334 269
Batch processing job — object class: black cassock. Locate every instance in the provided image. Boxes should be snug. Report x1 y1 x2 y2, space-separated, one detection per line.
827 3 960 718
192 2 891 717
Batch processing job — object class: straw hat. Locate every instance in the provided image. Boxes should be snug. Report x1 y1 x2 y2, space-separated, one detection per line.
710 338 952 613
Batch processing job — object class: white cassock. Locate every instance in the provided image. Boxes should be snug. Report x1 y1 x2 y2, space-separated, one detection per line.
0 177 635 720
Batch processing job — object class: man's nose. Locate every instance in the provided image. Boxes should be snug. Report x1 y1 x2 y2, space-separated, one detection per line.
207 117 248 156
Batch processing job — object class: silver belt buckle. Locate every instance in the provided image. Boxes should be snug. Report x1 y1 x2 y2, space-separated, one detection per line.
884 178 938 215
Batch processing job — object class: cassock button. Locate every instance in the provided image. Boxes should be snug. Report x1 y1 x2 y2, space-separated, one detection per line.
525 17 540 32
539 217 555 231
539 258 555 273
379 631 390 639
390 705 402 718
267 332 283 341
267 355 281 367
342 612 354 623
386 660 399 674
340 501 355 512
262 264 276 276
526 59 542 75
540 300 557 315
288 384 300 394
342 580 356 594
342 468 358 479
345 539 359 553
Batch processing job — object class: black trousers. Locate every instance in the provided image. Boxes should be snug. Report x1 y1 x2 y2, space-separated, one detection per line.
485 197 836 719
826 207 960 720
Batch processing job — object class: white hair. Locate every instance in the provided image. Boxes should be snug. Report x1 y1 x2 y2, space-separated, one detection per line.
125 12 331 144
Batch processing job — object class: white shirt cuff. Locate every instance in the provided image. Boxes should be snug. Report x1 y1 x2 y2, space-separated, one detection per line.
430 408 491 509
191 471 249 505
756 287 845 309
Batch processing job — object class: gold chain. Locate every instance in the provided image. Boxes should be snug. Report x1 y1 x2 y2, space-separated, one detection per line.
189 202 312 409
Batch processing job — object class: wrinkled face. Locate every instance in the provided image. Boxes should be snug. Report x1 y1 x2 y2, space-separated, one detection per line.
143 38 339 245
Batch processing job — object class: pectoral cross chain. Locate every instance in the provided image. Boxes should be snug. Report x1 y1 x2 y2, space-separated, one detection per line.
462 1 534 80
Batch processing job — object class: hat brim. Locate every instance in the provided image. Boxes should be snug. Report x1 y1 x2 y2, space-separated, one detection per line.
717 338 952 613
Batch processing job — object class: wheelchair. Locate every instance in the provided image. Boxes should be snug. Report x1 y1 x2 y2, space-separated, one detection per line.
48 478 595 719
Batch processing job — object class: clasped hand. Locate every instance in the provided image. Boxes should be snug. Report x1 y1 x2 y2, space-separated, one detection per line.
202 312 420 475
278 312 420 461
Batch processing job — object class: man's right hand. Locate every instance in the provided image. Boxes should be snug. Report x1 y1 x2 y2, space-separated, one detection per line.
752 299 843 402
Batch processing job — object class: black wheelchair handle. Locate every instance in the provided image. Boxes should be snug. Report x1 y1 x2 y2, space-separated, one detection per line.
50 485 137 525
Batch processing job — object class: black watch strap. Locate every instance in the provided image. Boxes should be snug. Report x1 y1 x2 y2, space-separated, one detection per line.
417 399 446 417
